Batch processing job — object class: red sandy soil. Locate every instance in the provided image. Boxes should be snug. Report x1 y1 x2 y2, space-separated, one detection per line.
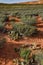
5 24 13 30
0 16 43 65
5 16 21 30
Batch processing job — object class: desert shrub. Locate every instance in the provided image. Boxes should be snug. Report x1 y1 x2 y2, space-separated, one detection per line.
0 22 5 32
8 29 23 40
22 16 37 26
23 25 37 36
8 23 23 40
14 12 21 18
13 44 42 65
14 46 31 65
2 15 9 22
8 22 37 40
35 52 43 65
27 17 36 25
0 24 8 34
13 23 37 36
0 38 6 49
20 48 31 60
0 26 4 32
8 31 19 40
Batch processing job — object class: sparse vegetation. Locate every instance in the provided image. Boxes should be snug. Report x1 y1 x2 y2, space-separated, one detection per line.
0 4 43 65
13 44 42 65
8 22 37 40
0 38 6 49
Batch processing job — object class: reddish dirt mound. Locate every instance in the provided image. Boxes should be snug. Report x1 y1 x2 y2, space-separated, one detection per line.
5 24 13 30
9 16 21 22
